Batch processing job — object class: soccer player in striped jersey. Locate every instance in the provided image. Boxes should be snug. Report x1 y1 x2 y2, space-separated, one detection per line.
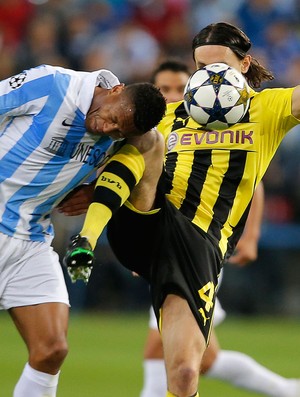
65 22 300 397
0 64 166 397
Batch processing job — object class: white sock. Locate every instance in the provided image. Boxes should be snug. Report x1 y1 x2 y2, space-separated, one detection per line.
206 350 299 397
140 359 167 397
14 362 60 397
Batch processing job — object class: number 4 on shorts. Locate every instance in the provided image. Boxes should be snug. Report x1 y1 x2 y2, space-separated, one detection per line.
198 281 215 313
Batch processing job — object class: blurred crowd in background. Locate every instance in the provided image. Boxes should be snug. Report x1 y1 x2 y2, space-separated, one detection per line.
2 0 300 315
1 0 300 87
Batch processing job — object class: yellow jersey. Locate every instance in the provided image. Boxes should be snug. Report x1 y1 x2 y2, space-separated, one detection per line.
157 87 300 258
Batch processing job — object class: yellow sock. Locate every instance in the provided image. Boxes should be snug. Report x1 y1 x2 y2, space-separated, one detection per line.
166 392 199 397
80 144 145 249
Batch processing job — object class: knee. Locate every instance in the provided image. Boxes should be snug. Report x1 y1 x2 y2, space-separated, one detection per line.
30 336 69 371
178 364 198 385
170 363 199 393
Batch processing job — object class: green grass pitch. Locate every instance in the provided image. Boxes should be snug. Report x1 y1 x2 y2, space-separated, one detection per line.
1 311 299 396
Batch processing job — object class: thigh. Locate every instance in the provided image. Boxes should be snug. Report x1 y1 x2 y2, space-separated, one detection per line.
143 328 164 359
10 302 69 350
201 329 220 374
161 294 206 391
0 236 69 310
151 202 222 345
161 295 206 357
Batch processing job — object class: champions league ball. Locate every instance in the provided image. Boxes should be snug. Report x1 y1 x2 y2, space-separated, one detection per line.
184 63 250 130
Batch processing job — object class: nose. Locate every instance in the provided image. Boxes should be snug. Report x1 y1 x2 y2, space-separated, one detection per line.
167 94 183 103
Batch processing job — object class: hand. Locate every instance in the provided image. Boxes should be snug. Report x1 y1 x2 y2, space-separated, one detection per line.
228 236 258 267
63 234 95 283
57 184 95 216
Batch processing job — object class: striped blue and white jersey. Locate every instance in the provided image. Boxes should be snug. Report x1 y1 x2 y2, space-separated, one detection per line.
0 64 121 243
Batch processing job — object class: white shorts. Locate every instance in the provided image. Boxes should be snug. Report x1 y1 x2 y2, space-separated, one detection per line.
213 297 226 326
0 233 69 310
148 297 226 329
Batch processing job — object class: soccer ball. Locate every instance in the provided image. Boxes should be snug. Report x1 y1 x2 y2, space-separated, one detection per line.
184 63 250 129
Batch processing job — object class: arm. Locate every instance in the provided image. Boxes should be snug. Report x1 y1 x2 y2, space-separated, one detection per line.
57 184 95 216
0 65 53 119
228 182 264 266
292 85 300 119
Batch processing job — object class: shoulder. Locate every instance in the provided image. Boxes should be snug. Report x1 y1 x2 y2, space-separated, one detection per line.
157 101 188 136
253 86 295 102
250 87 296 116
127 128 164 156
166 100 186 115
26 64 57 79
250 86 300 133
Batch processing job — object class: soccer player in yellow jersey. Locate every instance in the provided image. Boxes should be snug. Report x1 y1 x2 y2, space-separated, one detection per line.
65 22 300 397
139 61 300 397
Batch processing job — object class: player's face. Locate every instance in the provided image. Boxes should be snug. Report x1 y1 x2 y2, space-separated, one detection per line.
194 45 250 74
85 85 141 140
155 70 189 103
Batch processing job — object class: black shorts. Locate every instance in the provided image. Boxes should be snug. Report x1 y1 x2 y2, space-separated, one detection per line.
107 197 223 343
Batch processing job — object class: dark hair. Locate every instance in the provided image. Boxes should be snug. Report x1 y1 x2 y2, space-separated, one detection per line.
150 60 191 84
125 82 166 133
192 22 274 88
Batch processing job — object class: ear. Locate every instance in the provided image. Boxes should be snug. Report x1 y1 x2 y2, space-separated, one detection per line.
110 83 125 94
241 55 251 74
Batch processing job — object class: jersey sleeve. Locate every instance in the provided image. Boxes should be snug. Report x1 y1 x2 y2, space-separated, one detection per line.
259 87 300 143
0 65 55 120
96 69 120 88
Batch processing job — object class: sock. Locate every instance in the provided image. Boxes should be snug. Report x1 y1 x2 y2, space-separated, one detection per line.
165 392 199 397
14 363 60 397
206 350 298 397
140 359 167 397
81 143 145 249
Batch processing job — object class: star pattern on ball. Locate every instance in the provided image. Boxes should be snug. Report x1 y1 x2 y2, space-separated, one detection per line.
203 70 244 124
202 97 230 124
183 63 250 129
184 86 201 109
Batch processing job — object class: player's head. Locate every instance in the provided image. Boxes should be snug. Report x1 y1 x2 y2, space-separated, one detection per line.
86 82 166 140
125 82 167 133
192 22 274 88
150 60 191 103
